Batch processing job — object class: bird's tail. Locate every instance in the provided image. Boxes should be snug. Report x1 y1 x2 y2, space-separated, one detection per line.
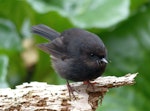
31 24 60 40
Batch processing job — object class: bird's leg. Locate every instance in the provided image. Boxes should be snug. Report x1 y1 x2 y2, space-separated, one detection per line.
66 80 76 100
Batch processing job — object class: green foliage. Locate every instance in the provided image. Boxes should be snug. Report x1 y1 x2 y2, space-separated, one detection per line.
0 55 9 88
0 19 21 51
0 0 150 110
27 0 130 28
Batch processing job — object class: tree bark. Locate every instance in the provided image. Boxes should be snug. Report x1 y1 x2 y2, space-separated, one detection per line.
0 73 137 111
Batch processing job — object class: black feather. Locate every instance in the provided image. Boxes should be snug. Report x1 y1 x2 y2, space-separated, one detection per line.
31 24 60 40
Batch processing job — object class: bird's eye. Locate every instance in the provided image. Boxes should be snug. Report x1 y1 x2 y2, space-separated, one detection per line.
90 53 105 60
90 53 95 57
90 53 98 59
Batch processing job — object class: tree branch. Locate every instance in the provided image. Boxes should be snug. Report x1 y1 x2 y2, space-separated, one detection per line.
0 73 137 111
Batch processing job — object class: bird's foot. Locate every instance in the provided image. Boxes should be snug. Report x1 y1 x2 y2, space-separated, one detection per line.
66 80 76 100
83 80 98 91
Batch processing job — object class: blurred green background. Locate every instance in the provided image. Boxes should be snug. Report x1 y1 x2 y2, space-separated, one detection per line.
0 0 150 110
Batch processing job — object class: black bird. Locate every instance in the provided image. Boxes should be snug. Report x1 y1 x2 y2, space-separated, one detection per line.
31 24 108 98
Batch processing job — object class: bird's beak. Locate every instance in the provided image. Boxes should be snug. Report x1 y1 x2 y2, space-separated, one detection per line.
101 58 108 64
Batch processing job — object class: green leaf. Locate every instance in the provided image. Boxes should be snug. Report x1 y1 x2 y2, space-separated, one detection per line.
130 0 149 12
27 0 130 28
0 19 21 51
0 0 34 32
0 55 9 88
21 18 32 38
6 53 26 88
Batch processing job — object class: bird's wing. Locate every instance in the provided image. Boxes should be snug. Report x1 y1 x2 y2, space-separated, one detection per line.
37 37 68 59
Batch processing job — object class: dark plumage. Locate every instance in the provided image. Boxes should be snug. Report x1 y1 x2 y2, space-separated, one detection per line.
32 24 108 98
